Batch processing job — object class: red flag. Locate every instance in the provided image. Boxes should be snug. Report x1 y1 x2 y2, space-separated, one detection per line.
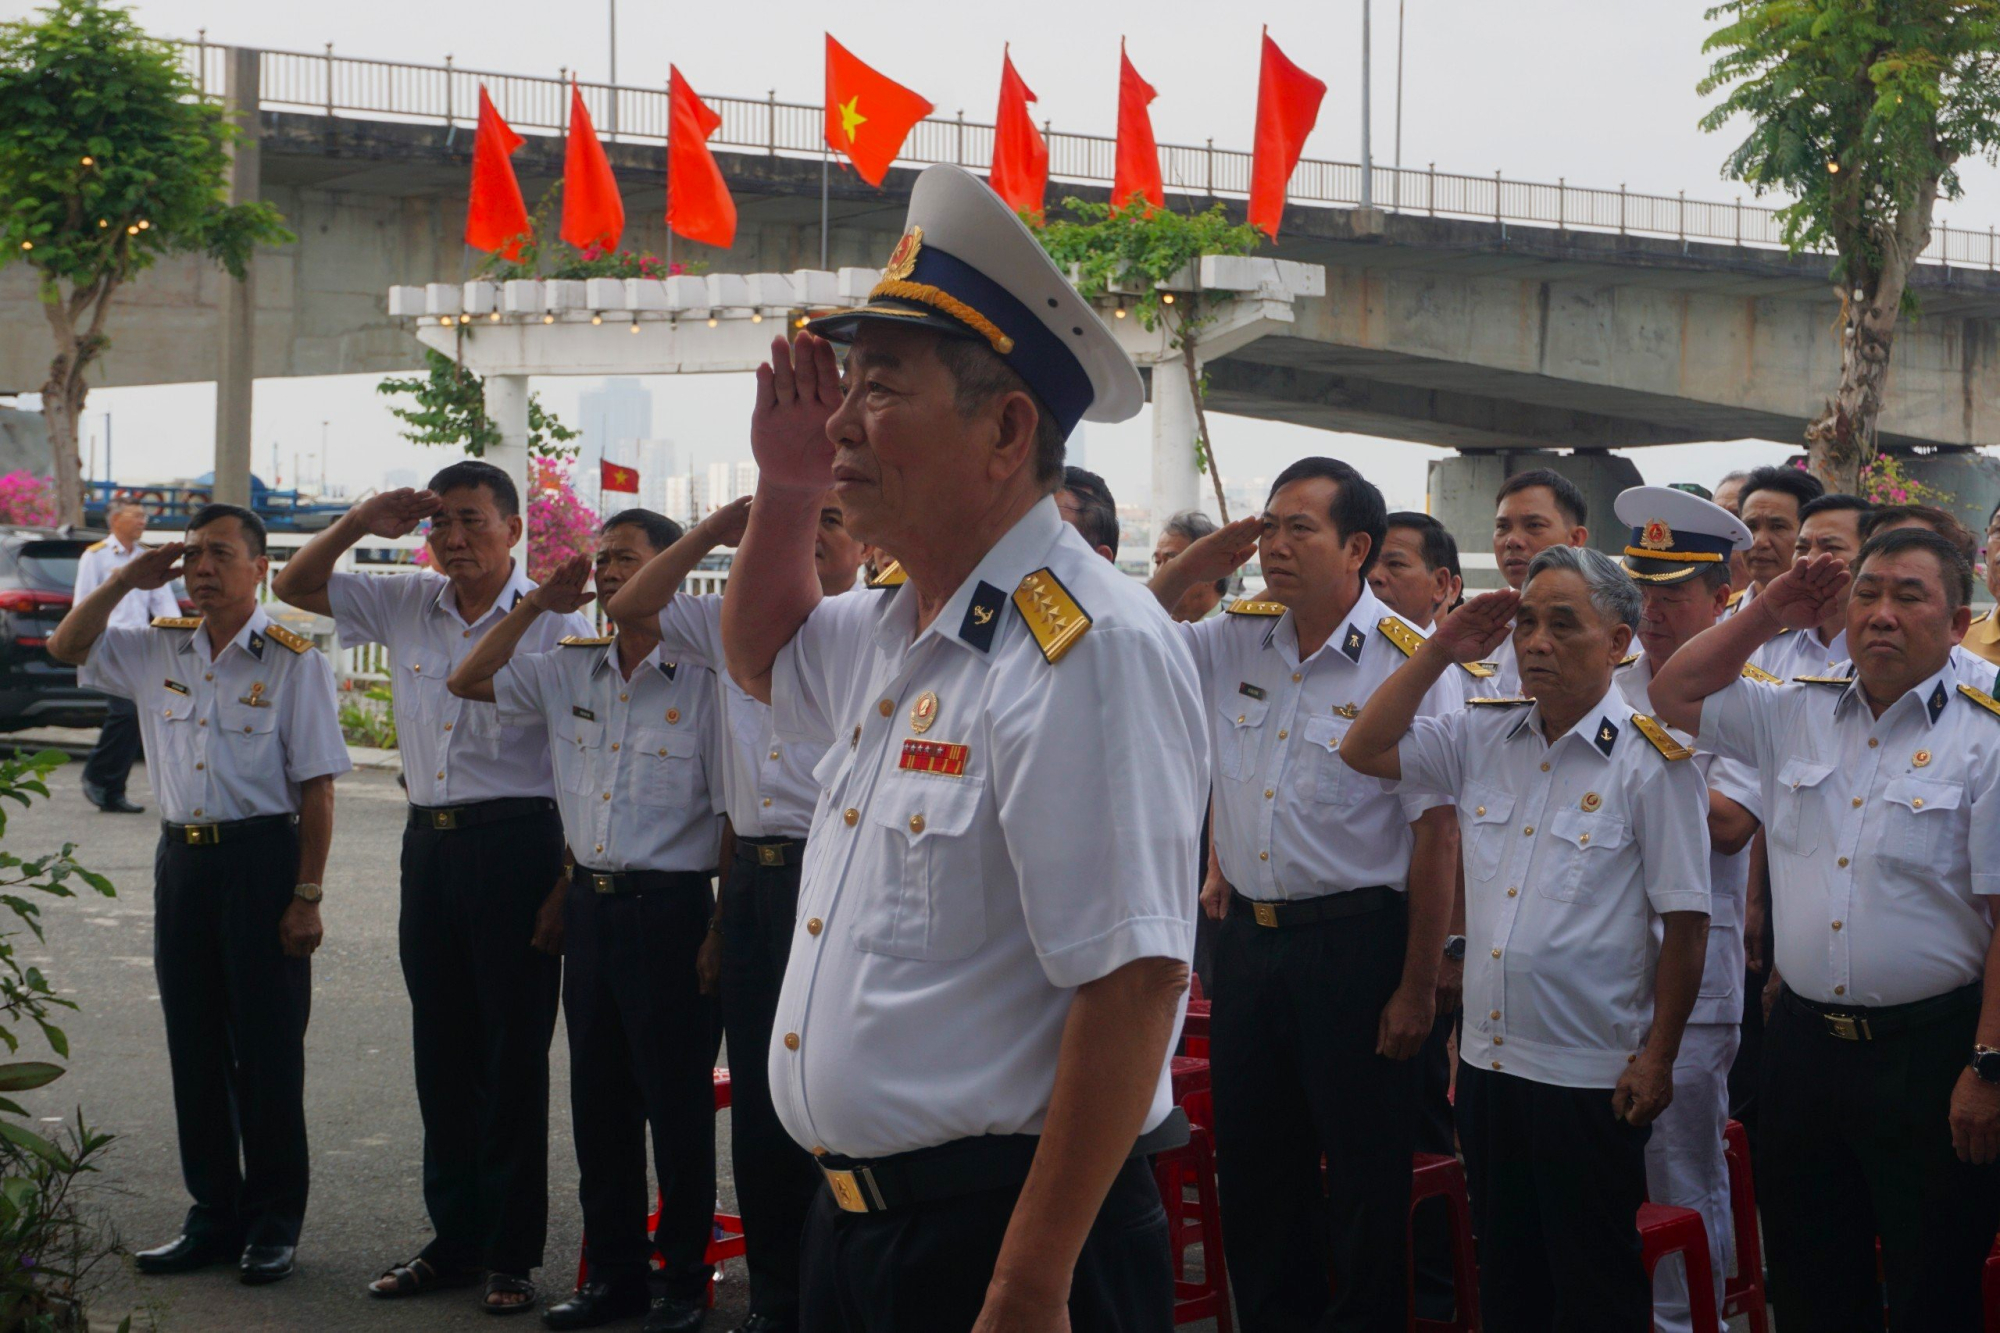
600 459 639 494
825 35 935 187
666 66 736 249
561 82 625 252
989 47 1048 218
1113 41 1164 213
1248 31 1328 239
465 87 530 260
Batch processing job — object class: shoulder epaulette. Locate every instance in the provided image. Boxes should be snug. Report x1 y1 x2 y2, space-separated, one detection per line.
868 560 907 589
1741 662 1783 684
1618 652 1641 667
151 616 200 630
1973 608 1994 627
1632 713 1693 761
559 634 614 647
1466 695 1532 707
1793 674 1852 687
1225 598 1286 617
84 539 107 553
262 623 311 654
1725 587 1747 609
1376 615 1494 679
1012 568 1090 665
1958 683 2000 721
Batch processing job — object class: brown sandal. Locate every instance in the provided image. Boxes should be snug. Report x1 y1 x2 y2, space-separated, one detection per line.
367 1254 479 1299
482 1271 539 1316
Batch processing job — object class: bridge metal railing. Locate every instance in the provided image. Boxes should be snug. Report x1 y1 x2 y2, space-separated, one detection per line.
177 36 2000 270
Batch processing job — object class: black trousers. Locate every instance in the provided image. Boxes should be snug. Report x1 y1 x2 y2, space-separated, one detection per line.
1760 990 2000 1331
399 806 564 1274
152 820 310 1248
83 693 141 799
1411 1005 1459 1322
1209 897 1416 1332
1455 1064 1651 1333
799 1153 1172 1332
564 870 718 1298
720 850 822 1320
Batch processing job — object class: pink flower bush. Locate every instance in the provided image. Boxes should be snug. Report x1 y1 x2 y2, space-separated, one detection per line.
0 472 60 527
409 458 599 582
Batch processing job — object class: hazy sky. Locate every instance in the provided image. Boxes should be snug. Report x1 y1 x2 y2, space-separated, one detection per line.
9 0 1993 514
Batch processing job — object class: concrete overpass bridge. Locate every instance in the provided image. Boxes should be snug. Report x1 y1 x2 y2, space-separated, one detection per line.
6 41 2000 533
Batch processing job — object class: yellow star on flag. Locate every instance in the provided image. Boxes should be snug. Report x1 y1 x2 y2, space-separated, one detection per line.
838 94 867 144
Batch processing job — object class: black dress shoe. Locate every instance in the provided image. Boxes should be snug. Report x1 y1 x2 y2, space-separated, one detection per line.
643 1295 707 1333
98 793 143 814
134 1232 240 1275
543 1280 652 1330
239 1243 295 1285
728 1316 794 1333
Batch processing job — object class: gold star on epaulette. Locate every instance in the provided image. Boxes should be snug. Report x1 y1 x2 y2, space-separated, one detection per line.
868 560 908 589
1741 662 1783 684
263 623 311 654
1225 598 1286 617
151 616 201 630
1466 696 1533 707
559 634 615 647
1011 568 1091 664
1958 683 2000 722
1631 714 1693 761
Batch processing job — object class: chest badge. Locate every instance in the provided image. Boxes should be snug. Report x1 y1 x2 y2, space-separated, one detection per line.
666 707 682 725
163 678 190 696
572 705 596 722
910 690 939 735
238 680 270 708
1335 702 1359 719
1581 791 1602 812
899 737 969 776
1913 749 1932 768
1238 682 1267 702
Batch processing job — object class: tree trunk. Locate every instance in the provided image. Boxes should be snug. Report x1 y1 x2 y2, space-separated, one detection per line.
1181 331 1229 524
38 367 85 529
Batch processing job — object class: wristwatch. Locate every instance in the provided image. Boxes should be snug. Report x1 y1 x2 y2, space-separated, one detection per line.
1971 1045 2000 1085
1443 935 1467 962
292 883 323 904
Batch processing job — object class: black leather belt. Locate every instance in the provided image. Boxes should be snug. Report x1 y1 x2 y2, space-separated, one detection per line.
817 1109 1190 1216
1781 982 1982 1042
572 866 709 897
161 813 296 847
407 796 556 832
1231 885 1399 929
734 836 805 868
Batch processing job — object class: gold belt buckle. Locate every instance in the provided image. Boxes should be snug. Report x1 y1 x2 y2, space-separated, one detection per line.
1252 901 1280 928
430 809 458 831
757 844 785 868
1825 1013 1870 1041
821 1167 869 1213
183 823 219 847
592 872 619 896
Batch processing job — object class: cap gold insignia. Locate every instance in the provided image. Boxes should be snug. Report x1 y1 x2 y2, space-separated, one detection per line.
1640 519 1674 551
1914 749 1932 768
1581 791 1602 812
884 226 923 282
910 690 939 735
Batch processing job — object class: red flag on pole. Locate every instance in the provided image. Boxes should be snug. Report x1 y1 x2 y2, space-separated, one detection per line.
1113 41 1164 213
824 35 935 187
666 66 737 249
989 47 1048 218
465 87 530 260
561 81 625 252
1248 30 1328 239
600 459 639 494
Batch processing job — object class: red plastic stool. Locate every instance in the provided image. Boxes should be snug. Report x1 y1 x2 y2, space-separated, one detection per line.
1638 1203 1720 1333
1408 1153 1481 1333
1182 1002 1211 1059
1720 1120 1768 1333
1170 1055 1210 1105
1152 1122 1231 1331
1983 1231 2000 1333
1160 1089 1216 1270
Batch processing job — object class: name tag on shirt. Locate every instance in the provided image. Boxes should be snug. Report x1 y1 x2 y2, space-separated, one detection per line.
1238 682 1267 701
163 679 189 696
572 705 596 722
899 738 970 777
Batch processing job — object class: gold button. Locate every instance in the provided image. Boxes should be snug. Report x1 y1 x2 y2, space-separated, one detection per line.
1852 797 1862 808
1264 789 1275 799
1578 833 1590 845
909 813 925 834
1868 738 1879 748
657 748 667 757
1628 1053 1638 1064
1493 1037 1504 1046
763 797 773 807
1831 920 1843 930
1523 826 1534 836
163 709 171 716
1491 947 1502 958
195 762 205 771
198 718 207 727
1259 851 1270 861
1912 797 1924 809
1838 856 1849 867
436 770 445 780
1490 1010 1501 1020
412 665 421 674
806 918 823 936
204 673 213 682
193 806 203 816
879 699 894 717
610 742 619 752
1237 714 1246 724
1540 762 1550 772
594 843 603 853
666 708 681 723
783 1032 799 1051
463 630 471 638
1491 1061 1502 1070
770 750 780 760
1475 806 1486 816
444 722 453 732
1277 729 1288 740
843 808 858 826
1506 887 1517 897
1292 673 1302 683
812 1145 828 1157
620 693 629 702
1834 985 1846 995
243 725 252 733
602 792 611 801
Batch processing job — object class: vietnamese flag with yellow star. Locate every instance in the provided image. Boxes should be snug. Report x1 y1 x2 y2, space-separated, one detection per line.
824 35 934 187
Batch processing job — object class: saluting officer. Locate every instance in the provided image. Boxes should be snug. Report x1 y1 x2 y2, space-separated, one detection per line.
50 503 349 1286
1486 469 1591 695
1652 529 2000 1331
73 501 180 813
450 509 725 1333
721 164 1205 1330
1747 493 1866 681
1611 486 1764 1333
604 491 868 1333
1343 545 1712 1333
273 461 593 1314
1147 460 1467 1331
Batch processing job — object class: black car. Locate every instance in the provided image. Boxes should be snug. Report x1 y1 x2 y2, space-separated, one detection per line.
0 528 109 732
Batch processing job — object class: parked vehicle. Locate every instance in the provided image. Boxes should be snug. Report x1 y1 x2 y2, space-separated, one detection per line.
0 528 109 732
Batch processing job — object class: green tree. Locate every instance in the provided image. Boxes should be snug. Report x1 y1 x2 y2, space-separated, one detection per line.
0 0 292 524
376 348 580 460
1700 0 2000 491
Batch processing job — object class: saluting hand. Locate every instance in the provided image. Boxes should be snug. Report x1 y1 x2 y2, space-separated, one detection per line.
695 495 754 549
352 488 444 539
278 899 323 958
116 542 185 592
1430 588 1520 664
1173 515 1262 587
1757 552 1850 631
751 333 841 493
527 554 594 615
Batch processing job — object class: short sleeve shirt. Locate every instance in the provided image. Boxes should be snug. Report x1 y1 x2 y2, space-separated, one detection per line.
765 497 1208 1159
1751 625 1849 682
74 539 179 630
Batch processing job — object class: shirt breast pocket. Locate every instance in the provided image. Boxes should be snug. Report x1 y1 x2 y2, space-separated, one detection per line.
220 700 278 752
1215 697 1269 782
400 647 452 699
1539 806 1631 903
553 717 601 795
154 692 197 758
1880 777 1961 874
1772 759 1835 856
1302 715 1362 804
1461 783 1515 882
632 728 698 808
858 778 988 962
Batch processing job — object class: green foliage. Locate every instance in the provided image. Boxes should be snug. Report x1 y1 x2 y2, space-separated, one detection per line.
338 694 397 751
376 349 579 461
1034 198 1262 348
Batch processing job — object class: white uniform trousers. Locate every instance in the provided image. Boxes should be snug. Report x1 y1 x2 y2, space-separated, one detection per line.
1644 1022 1739 1333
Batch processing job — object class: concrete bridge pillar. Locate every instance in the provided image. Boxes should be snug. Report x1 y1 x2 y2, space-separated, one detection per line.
1150 354 1202 528
482 374 531 561
1427 450 1643 589
212 46 260 508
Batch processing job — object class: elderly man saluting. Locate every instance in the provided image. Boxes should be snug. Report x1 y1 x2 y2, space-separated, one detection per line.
719 164 1207 1332
1342 545 1712 1333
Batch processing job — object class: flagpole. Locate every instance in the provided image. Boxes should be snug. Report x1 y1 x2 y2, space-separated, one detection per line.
820 148 831 269
1360 0 1373 210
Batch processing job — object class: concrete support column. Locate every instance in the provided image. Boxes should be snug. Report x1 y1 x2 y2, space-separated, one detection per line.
212 46 261 508
483 374 531 560
1427 449 1643 590
1150 352 1202 530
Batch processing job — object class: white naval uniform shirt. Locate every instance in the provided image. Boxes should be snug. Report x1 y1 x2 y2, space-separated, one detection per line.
767 496 1207 1159
1179 586 1459 901
1951 643 2000 695
1486 633 1522 697
78 606 351 822
328 565 592 806
1697 667 2000 1007
494 638 723 871
74 538 179 630
1751 625 1849 681
656 593 827 839
1397 687 1712 1087
1617 654 1764 1026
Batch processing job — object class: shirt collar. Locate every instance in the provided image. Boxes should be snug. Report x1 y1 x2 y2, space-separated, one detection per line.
1268 581 1384 666
430 561 532 627
186 604 273 661
879 496 1068 659
588 636 676 680
1508 682 1631 761
1832 660 1958 728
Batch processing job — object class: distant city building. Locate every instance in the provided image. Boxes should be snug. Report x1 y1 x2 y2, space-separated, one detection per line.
631 439 677 515
664 472 706 527
577 378 654 477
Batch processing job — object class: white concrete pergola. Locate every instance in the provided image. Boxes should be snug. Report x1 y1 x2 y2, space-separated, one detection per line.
387 256 1325 538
